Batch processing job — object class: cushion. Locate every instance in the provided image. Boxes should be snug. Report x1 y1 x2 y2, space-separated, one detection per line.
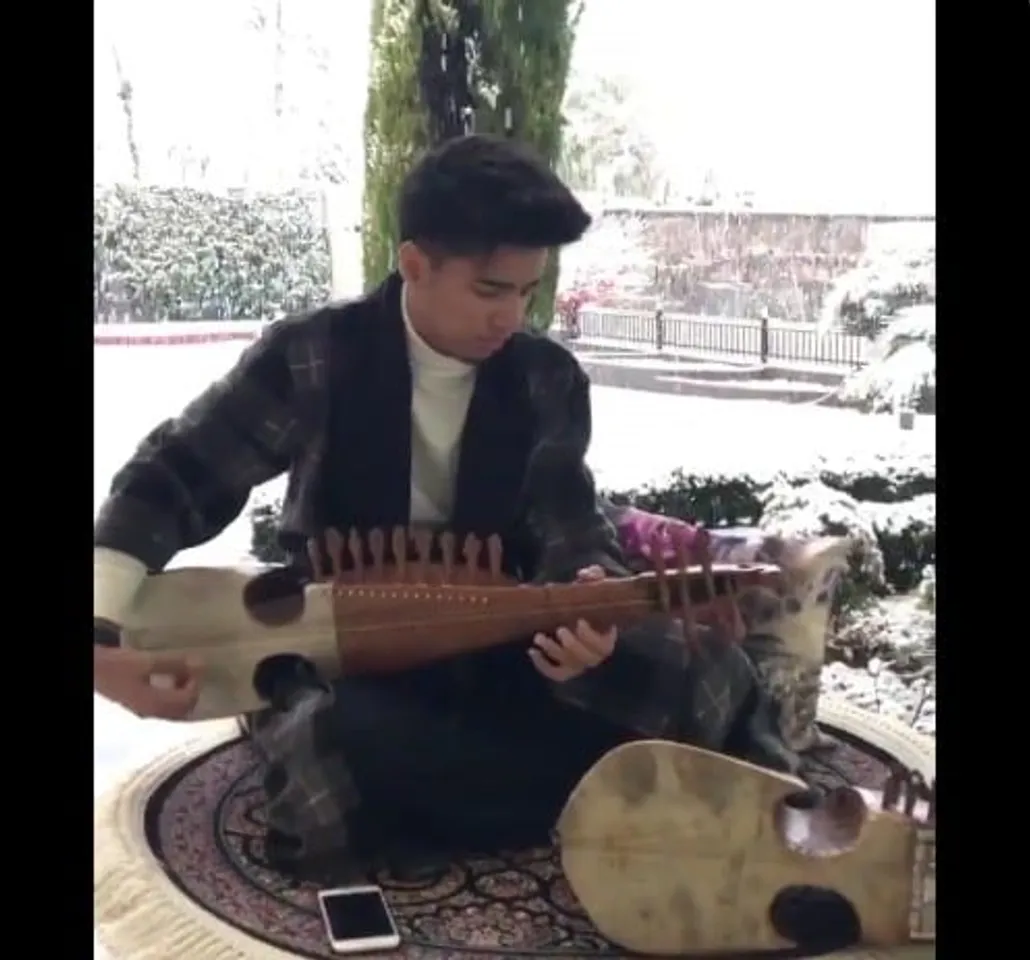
605 505 850 753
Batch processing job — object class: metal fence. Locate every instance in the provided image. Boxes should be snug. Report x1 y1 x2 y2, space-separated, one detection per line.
574 307 871 368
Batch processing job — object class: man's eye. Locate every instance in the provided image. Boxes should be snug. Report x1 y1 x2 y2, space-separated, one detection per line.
475 287 505 299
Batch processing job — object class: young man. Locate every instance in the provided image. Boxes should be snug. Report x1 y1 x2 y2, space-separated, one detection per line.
94 135 803 873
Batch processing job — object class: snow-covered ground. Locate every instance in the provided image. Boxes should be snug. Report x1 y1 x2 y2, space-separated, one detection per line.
94 342 935 955
94 341 934 557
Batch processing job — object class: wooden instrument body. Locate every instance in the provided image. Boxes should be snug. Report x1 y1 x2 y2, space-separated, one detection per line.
557 740 934 956
123 566 335 721
121 558 777 722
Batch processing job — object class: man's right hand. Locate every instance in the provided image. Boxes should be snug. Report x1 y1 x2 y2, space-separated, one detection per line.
94 645 202 721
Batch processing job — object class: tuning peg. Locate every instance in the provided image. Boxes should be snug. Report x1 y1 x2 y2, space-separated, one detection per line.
325 527 345 579
462 534 481 575
306 535 327 581
650 531 671 613
411 528 433 582
486 535 503 583
347 528 365 580
392 526 408 579
439 531 456 582
694 534 720 631
368 528 385 578
725 575 746 643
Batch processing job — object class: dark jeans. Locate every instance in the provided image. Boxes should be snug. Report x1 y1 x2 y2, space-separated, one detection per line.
327 661 629 854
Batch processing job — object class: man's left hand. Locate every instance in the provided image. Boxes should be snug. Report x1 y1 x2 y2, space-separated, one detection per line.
528 565 617 682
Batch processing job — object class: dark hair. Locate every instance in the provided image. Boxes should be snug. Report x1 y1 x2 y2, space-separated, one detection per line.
399 134 591 257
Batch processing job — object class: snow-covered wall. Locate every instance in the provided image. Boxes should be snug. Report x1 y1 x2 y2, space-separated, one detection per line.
94 320 265 346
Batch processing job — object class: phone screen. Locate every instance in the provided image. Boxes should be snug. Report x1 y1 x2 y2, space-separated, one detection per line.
320 889 397 943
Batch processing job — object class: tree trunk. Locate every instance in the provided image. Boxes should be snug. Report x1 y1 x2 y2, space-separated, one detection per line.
111 47 142 182
363 0 583 331
362 0 426 288
273 0 285 122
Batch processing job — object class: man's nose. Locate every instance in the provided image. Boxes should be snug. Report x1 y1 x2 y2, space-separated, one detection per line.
490 302 525 332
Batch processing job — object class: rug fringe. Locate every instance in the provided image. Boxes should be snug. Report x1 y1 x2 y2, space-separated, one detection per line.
93 699 934 960
94 719 299 960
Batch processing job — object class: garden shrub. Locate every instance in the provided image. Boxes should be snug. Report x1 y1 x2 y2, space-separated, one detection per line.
838 305 936 414
94 184 331 322
819 245 935 340
758 479 885 614
251 499 287 566
857 494 936 594
249 458 936 603
819 239 936 414
814 451 934 504
597 452 934 528
829 596 936 671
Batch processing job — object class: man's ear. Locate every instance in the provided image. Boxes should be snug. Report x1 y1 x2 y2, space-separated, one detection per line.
398 241 430 285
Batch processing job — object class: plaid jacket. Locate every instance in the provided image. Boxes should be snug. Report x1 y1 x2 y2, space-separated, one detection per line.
94 299 623 580
93 282 707 732
95 280 808 866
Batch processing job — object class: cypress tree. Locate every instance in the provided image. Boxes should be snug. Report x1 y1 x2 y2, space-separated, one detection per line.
363 0 584 331
362 0 425 291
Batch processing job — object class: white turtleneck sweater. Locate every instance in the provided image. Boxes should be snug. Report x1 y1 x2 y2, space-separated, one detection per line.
401 286 476 525
94 288 476 626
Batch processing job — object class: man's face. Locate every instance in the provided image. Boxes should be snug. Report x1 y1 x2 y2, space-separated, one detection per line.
399 243 548 362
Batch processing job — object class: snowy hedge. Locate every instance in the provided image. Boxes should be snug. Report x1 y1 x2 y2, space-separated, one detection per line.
838 305 936 413
819 240 936 414
604 453 934 524
819 247 934 340
248 455 935 600
94 185 331 322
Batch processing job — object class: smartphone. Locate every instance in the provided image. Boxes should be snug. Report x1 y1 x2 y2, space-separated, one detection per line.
317 885 401 954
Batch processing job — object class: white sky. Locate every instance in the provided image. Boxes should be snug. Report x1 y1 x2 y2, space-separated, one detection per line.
94 0 934 214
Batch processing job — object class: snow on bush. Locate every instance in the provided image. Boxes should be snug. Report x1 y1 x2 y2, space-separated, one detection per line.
619 447 936 527
857 493 936 590
813 450 935 503
823 591 936 737
831 595 935 669
858 493 935 542
755 481 934 597
758 479 885 608
818 236 936 414
94 185 331 322
777 459 938 733
822 657 936 736
818 245 935 339
838 304 936 413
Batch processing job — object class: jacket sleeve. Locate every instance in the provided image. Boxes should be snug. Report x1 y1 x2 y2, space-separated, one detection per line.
93 319 311 571
521 349 628 584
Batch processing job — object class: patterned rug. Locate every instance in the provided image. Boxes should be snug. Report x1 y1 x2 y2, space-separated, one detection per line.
134 724 897 959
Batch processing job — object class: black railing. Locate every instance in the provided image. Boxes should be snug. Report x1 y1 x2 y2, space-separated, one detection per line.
575 308 870 368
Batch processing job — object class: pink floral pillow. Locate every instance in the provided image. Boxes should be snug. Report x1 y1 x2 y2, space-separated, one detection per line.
606 504 849 752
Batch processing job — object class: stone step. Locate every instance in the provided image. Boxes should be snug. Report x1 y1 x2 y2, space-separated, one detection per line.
580 360 845 405
577 353 848 386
